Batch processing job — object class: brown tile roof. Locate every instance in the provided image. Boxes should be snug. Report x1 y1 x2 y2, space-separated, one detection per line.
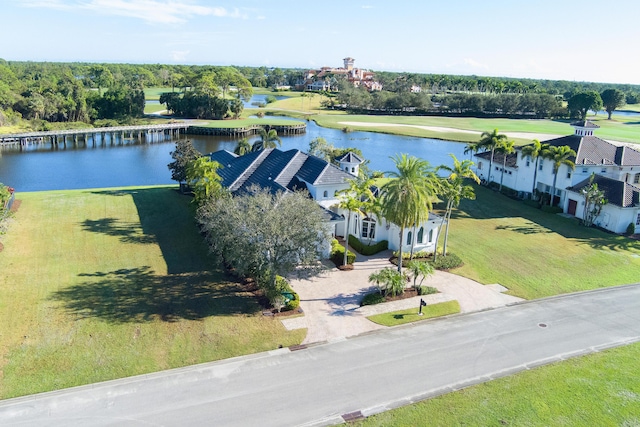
568 175 640 208
541 135 640 166
474 151 518 168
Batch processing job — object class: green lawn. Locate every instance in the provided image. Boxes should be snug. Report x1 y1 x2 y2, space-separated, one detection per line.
310 114 640 145
144 87 172 100
367 301 460 326
443 185 640 300
0 187 304 399
144 103 167 114
355 341 640 426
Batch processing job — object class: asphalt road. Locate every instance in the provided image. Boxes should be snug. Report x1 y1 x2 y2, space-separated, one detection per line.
2 284 639 426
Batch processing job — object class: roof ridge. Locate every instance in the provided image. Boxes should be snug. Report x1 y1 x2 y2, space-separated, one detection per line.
313 162 332 186
273 150 305 183
229 149 272 191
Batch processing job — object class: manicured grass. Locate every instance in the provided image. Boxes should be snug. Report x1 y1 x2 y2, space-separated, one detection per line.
619 103 640 112
355 341 640 426
144 103 167 114
443 185 640 300
0 187 304 399
367 301 460 326
143 87 172 100
194 117 304 127
311 114 640 145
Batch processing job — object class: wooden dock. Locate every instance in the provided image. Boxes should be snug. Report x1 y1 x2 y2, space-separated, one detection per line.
0 122 306 147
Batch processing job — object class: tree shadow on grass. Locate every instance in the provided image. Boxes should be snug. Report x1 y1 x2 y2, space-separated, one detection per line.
88 188 212 274
51 266 256 323
80 218 157 245
495 221 554 235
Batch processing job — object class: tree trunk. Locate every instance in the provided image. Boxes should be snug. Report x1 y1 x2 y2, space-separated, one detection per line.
343 213 351 266
499 157 507 191
531 157 539 199
409 225 416 260
550 171 558 206
397 226 404 274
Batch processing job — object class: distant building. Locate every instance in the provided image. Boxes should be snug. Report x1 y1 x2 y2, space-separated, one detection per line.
296 57 383 92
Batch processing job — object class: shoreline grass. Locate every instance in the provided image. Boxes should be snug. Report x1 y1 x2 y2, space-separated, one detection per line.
367 301 461 326
0 186 304 399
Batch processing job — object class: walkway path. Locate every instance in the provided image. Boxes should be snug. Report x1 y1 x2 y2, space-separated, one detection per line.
282 251 523 344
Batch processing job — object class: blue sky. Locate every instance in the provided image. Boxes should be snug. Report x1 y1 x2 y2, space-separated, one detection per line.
3 0 640 85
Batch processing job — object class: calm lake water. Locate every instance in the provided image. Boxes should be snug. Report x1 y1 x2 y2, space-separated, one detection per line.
0 119 467 192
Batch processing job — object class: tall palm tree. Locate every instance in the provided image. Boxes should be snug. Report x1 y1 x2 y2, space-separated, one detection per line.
381 154 438 274
545 145 576 206
476 129 508 184
251 128 282 152
496 139 515 191
463 142 479 162
233 138 252 156
436 154 480 258
520 139 550 199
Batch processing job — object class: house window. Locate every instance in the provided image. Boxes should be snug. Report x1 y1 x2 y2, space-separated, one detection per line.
478 161 483 170
334 190 338 196
351 167 355 173
539 161 543 171
428 229 434 242
526 159 530 167
635 174 640 184
636 213 640 226
582 168 588 174
323 190 328 198
567 171 572 179
354 217 359 235
417 227 424 243
362 218 376 239
406 231 412 245
601 168 606 173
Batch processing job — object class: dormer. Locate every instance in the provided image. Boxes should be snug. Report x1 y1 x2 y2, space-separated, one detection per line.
571 120 600 137
336 151 364 177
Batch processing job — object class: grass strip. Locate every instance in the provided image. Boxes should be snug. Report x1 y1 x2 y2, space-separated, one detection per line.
367 301 460 326
354 341 640 426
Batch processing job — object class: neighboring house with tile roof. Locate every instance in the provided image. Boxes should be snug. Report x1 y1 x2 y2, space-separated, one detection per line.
209 148 441 253
473 121 640 233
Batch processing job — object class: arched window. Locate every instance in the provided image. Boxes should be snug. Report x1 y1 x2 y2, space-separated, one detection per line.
417 227 424 243
362 217 376 239
406 231 412 245
323 190 328 198
428 229 434 242
351 167 355 173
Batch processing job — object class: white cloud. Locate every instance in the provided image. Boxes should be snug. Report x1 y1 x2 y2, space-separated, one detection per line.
361 5 373 9
20 0 243 24
171 50 189 61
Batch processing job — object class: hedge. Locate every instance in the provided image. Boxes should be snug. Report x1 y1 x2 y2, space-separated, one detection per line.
348 235 388 256
330 239 355 266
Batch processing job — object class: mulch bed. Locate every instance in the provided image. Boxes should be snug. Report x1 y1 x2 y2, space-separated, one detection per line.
381 288 420 303
238 277 303 317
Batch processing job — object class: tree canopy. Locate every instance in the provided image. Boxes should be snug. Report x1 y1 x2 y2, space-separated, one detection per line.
600 89 625 119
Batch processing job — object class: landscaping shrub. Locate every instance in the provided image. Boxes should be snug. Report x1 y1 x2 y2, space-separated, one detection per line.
348 234 388 256
360 292 385 306
330 239 355 266
540 205 563 214
626 222 636 235
285 292 300 311
430 253 463 270
265 95 277 104
275 275 300 312
393 250 430 260
418 285 438 296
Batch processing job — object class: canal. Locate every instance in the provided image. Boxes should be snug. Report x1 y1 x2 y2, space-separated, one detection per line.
0 119 468 192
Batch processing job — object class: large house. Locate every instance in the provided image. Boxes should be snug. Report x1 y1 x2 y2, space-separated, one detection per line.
474 121 640 233
295 57 383 92
208 148 440 254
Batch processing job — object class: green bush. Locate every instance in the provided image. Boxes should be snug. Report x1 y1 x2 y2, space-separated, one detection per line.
330 239 355 266
360 292 385 306
418 286 438 295
265 95 277 104
348 235 388 256
540 205 563 214
431 253 463 270
393 250 430 260
285 292 300 311
626 222 636 235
